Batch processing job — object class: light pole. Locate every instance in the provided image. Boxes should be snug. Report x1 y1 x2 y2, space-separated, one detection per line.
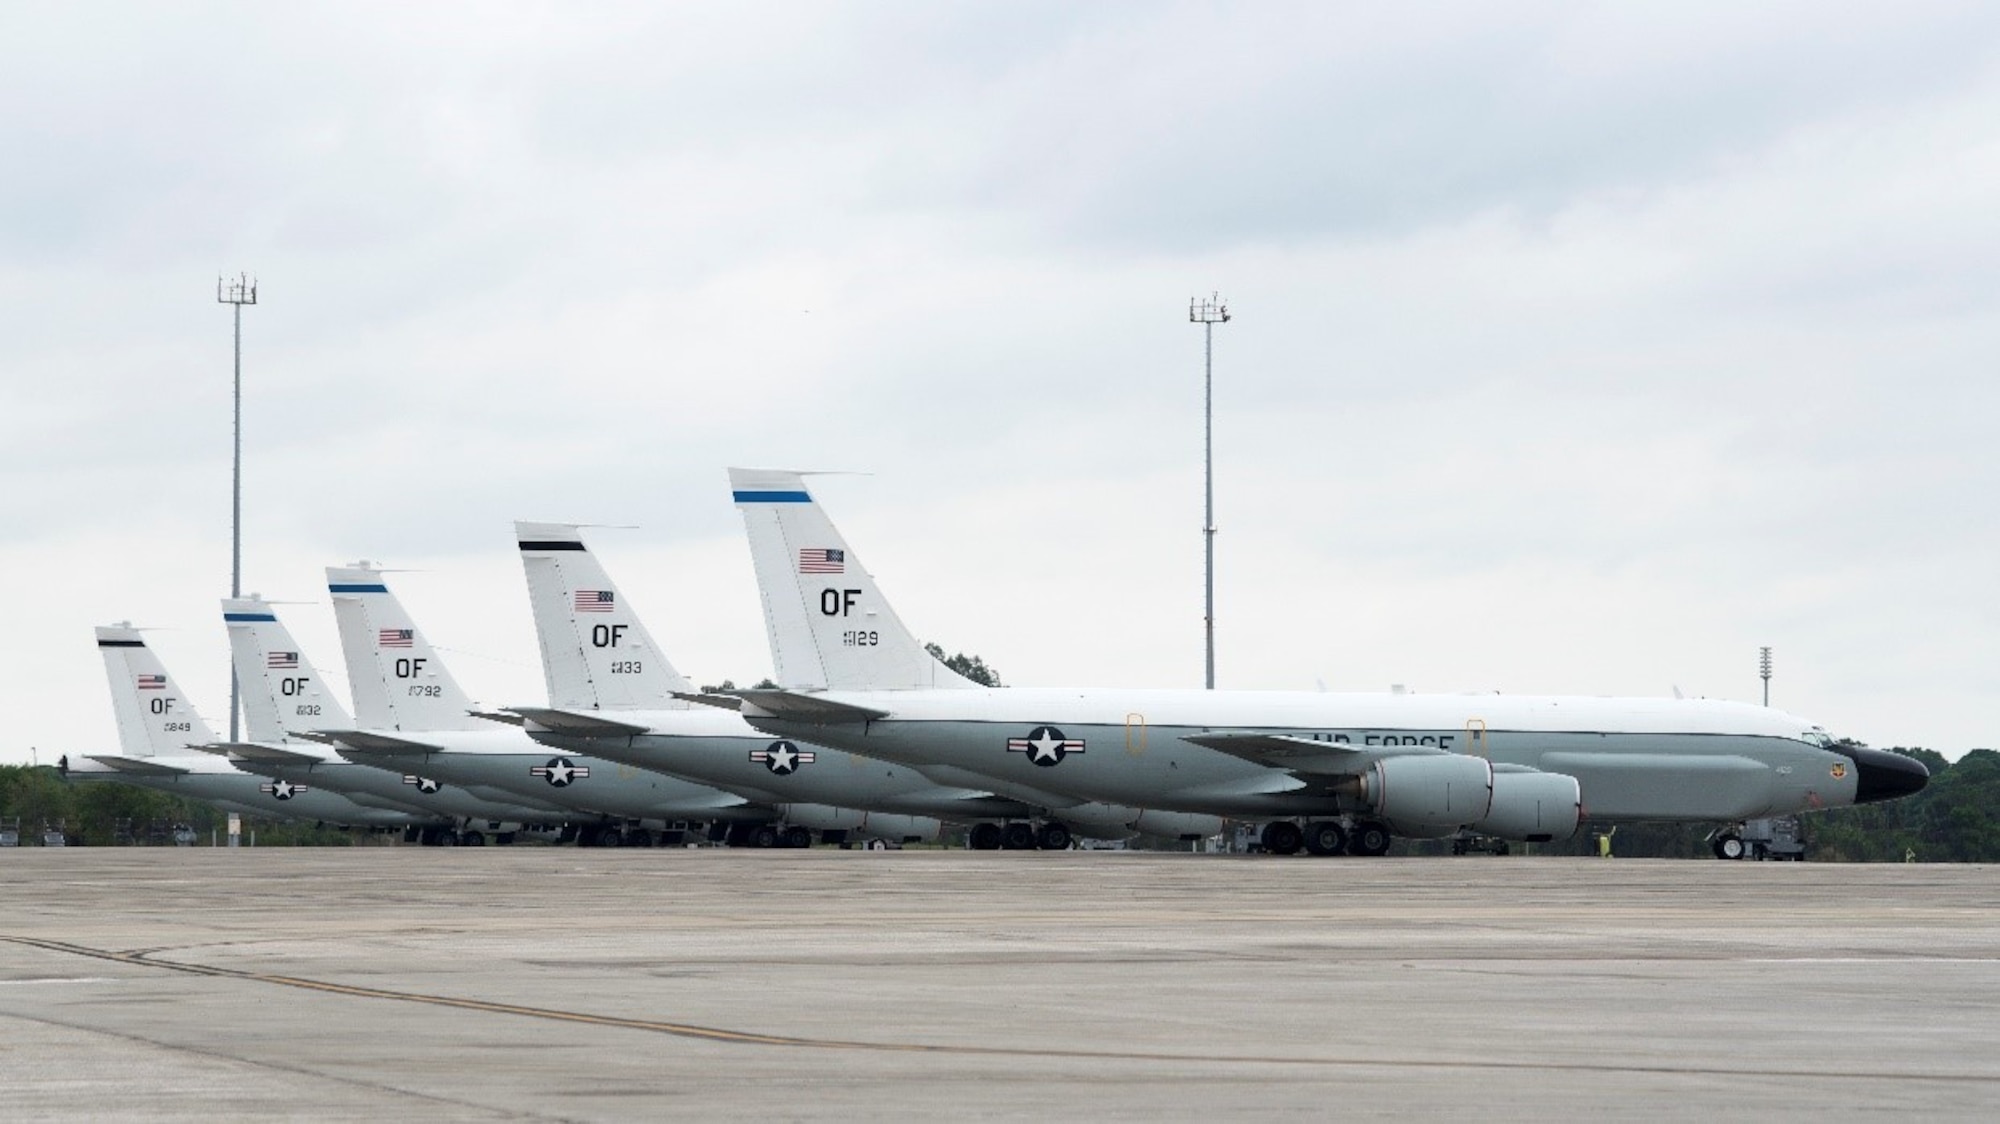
1189 293 1229 690
1759 646 1773 707
217 273 257 741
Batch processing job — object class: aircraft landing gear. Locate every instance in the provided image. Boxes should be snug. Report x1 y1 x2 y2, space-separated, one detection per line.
1346 821 1392 857
457 830 486 847
1261 820 1304 856
1036 821 1073 851
749 824 782 849
1712 832 1746 860
968 822 1002 850
623 828 654 849
782 825 814 849
999 822 1038 850
1303 821 1348 856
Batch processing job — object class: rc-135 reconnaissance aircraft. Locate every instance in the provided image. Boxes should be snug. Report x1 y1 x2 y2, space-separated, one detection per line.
710 468 1928 857
61 623 422 831
205 596 567 845
317 564 764 847
505 520 1214 848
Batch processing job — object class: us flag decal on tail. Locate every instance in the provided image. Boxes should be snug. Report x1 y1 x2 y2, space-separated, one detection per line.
799 548 845 574
378 629 414 648
137 674 166 690
267 651 299 669
575 590 615 612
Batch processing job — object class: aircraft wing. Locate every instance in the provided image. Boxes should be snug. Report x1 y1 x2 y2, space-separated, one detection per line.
85 754 190 777
729 689 889 725
202 742 323 766
672 691 747 712
508 707 651 737
324 730 448 755
1182 732 1447 777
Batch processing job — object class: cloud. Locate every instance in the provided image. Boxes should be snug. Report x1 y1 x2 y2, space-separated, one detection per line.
4 3 1996 766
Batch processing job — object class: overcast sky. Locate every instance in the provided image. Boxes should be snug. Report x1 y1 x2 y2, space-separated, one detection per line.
5 2 1996 768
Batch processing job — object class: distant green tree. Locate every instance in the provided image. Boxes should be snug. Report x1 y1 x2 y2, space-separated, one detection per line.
924 643 1001 687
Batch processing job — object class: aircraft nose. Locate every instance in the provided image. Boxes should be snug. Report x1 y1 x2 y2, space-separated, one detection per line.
1837 746 1930 804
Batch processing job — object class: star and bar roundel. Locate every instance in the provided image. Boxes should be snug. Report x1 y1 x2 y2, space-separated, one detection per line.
1007 725 1085 767
530 758 590 787
750 740 816 776
260 780 308 800
402 775 443 794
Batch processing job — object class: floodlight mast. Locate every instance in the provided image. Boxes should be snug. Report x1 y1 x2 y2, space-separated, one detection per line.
217 273 257 741
1190 293 1230 690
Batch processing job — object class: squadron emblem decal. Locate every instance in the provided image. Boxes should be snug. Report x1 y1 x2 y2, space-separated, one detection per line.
1006 725 1085 767
750 741 816 776
530 758 590 787
402 775 443 794
260 780 306 800
1831 761 1848 780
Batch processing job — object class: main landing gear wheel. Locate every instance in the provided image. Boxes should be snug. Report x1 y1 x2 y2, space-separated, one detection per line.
1303 821 1348 856
1261 820 1304 856
596 827 622 848
865 837 890 850
1712 833 1746 860
624 828 654 849
968 822 1002 850
1346 821 1392 857
782 825 814 849
750 824 782 849
999 822 1038 850
1036 822 1073 851
457 831 486 847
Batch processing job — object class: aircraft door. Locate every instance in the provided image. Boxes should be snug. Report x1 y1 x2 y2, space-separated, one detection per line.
1465 718 1488 758
1125 713 1147 757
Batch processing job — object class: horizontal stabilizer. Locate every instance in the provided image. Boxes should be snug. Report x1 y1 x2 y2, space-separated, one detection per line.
673 691 744 711
205 742 323 765
509 707 651 737
470 709 525 727
1183 732 1443 776
84 754 190 777
733 689 889 724
325 730 447 755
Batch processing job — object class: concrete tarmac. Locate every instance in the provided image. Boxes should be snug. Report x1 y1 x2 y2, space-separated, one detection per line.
2 849 1996 1121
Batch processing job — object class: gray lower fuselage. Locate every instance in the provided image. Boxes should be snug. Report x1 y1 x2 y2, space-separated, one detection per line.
746 690 1861 824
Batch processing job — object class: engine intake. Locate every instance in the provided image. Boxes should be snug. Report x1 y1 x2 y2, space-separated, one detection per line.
1362 754 1494 827
1473 770 1581 842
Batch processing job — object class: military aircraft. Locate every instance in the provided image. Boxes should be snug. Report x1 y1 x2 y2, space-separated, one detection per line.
715 468 1929 856
318 563 761 847
202 595 567 845
63 623 423 830
509 521 1220 849
509 521 1053 846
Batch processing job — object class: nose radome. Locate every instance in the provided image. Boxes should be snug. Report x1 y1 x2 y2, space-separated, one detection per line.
1838 746 1930 804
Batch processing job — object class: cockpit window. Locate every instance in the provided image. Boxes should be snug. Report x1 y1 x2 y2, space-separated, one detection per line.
1800 729 1833 748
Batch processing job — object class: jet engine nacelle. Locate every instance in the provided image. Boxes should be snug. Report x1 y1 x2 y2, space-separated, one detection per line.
1361 754 1494 827
1470 770 1581 842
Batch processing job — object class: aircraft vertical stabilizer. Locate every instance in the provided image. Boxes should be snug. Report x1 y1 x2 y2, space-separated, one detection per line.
729 468 976 692
327 565 485 732
96 624 219 755
515 522 692 711
223 596 354 742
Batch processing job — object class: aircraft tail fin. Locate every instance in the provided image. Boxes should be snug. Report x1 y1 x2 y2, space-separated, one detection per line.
729 468 976 692
326 564 486 732
515 522 692 710
223 596 353 741
96 623 219 755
